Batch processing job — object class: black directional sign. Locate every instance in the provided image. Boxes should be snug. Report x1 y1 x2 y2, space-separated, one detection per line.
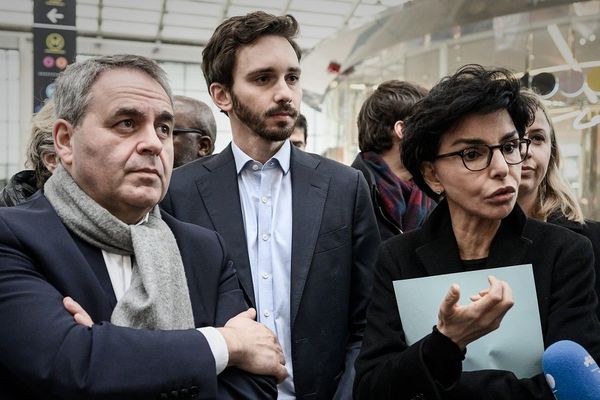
33 0 76 112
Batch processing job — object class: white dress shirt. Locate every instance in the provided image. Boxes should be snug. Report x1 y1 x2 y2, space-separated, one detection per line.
101 214 228 374
232 140 295 399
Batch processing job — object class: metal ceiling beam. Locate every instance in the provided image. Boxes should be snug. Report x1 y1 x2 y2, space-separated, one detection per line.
282 0 293 15
156 0 167 42
220 0 232 23
342 0 362 27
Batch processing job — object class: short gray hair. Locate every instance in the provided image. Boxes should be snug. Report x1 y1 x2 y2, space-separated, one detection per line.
53 54 173 127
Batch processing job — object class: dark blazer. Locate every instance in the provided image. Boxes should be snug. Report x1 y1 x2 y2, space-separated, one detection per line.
355 200 600 400
0 192 276 400
547 213 600 320
161 144 381 400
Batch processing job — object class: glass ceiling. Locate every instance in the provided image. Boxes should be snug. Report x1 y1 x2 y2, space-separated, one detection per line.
0 0 412 51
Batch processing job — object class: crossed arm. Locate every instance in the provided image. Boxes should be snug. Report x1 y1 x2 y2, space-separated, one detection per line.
63 297 287 382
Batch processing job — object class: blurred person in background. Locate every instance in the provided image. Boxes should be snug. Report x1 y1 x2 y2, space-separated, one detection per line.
517 90 600 319
289 113 307 150
351 80 434 240
0 100 58 207
173 95 217 167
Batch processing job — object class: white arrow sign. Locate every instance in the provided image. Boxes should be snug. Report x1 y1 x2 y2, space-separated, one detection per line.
47 8 64 24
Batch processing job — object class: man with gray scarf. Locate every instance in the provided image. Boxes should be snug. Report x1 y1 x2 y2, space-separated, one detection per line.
0 54 285 400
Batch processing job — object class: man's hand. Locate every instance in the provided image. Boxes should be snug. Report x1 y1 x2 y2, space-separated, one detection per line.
63 296 94 327
436 275 514 350
218 308 288 383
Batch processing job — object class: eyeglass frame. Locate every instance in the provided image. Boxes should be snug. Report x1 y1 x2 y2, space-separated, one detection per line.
434 138 531 172
172 127 211 138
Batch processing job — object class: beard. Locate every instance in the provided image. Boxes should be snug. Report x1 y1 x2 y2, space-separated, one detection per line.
231 91 298 142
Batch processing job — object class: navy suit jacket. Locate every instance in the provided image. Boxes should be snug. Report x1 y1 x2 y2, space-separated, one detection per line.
0 192 276 400
161 144 381 399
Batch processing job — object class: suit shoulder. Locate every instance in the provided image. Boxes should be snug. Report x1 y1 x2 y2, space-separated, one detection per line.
170 158 210 184
300 153 361 182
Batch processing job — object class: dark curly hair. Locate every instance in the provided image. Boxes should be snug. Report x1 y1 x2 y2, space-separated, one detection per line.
402 64 537 200
202 12 301 91
357 80 428 154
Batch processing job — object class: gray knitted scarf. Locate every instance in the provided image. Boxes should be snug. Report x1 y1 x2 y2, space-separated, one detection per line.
45 164 195 330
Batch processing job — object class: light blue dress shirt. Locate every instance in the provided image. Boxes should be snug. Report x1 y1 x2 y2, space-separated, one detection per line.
231 140 295 399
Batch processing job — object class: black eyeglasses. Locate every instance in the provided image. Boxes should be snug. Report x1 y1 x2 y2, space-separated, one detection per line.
173 128 209 137
435 138 531 172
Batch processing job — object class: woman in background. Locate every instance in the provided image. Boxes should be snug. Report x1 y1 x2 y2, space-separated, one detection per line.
517 90 600 319
0 100 57 207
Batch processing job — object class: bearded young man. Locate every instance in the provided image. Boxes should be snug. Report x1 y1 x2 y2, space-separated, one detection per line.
161 12 380 400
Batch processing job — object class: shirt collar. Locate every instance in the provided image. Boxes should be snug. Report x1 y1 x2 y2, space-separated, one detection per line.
134 213 150 226
231 140 291 175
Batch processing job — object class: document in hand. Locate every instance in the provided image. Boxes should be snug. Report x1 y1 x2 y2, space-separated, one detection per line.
393 264 544 378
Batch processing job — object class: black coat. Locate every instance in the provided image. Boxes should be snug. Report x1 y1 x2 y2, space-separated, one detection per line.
354 200 600 400
547 213 600 321
0 170 37 207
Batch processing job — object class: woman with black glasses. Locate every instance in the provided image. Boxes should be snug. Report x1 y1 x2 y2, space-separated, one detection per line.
354 65 600 399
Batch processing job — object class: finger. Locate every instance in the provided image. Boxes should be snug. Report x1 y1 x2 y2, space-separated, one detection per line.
74 312 93 328
63 296 77 314
469 294 482 302
485 275 504 302
470 288 491 302
500 281 514 311
64 297 94 327
245 307 257 320
440 284 461 316
275 365 289 384
231 307 256 321
64 297 86 317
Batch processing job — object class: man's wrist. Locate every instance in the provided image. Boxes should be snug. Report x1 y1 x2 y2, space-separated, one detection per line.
198 327 229 374
217 327 241 367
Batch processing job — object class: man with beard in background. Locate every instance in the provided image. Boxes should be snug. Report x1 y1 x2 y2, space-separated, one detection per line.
161 12 380 400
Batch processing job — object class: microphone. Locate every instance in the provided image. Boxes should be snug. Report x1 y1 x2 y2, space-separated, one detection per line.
542 340 600 400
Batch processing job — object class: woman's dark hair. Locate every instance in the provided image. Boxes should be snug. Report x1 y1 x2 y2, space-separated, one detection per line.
402 64 537 200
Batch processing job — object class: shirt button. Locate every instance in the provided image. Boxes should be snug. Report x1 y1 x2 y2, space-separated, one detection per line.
261 196 268 204
262 272 270 279
264 310 271 317
262 233 270 241
252 164 259 171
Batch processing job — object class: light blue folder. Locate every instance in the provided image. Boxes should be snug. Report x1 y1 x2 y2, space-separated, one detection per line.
393 264 544 378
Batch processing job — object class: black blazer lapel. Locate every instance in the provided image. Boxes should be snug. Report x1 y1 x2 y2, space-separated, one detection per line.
26 193 116 320
487 206 532 268
71 235 118 310
290 148 330 326
195 146 255 306
415 201 464 276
